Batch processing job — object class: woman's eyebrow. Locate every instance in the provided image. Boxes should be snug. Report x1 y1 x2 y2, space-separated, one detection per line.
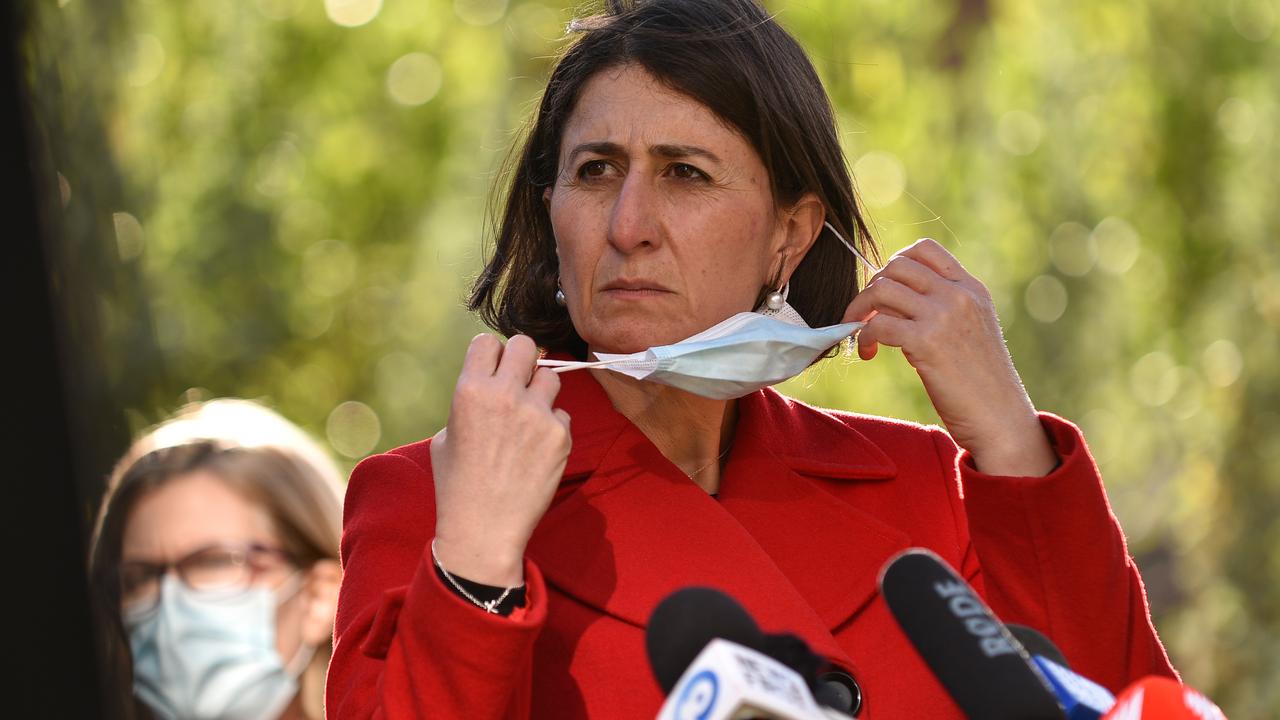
651 143 722 165
565 141 722 165
566 141 624 165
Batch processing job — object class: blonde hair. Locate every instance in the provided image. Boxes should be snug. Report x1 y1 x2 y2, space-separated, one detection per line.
111 398 343 498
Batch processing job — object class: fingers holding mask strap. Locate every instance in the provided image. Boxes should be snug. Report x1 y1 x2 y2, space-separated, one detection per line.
493 335 540 386
896 237 973 283
460 333 504 381
527 366 562 406
874 254 948 295
856 313 913 361
846 274 927 324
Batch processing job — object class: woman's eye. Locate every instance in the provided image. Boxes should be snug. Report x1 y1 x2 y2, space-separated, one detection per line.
669 163 706 181
578 160 610 179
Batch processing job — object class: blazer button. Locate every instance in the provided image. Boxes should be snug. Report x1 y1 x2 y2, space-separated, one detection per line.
816 670 862 717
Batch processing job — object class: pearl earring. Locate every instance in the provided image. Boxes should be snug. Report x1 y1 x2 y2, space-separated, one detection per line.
554 287 567 307
765 282 789 311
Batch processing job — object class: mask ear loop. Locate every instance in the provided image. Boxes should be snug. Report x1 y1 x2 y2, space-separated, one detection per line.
274 570 320 678
284 637 319 679
822 221 879 351
536 357 624 374
824 221 881 276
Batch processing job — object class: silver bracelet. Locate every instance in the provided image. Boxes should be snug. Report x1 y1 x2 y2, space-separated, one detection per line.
430 539 516 614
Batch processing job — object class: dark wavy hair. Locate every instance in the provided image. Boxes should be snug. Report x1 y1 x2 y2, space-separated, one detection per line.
469 0 879 358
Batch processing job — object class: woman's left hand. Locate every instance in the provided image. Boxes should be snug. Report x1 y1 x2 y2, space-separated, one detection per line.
843 238 1059 477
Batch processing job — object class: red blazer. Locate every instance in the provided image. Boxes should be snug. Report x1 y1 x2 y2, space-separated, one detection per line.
327 369 1177 719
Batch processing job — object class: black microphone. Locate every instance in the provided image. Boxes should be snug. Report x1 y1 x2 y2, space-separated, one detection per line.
646 587 860 716
878 548 1066 720
1005 624 1117 719
1007 624 1072 669
646 586 768 694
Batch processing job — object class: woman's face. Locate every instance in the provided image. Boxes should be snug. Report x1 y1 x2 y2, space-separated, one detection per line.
546 63 817 354
120 471 308 663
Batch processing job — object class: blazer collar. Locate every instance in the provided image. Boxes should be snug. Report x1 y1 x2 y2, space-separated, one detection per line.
550 360 898 483
735 383 897 481
527 367 908 671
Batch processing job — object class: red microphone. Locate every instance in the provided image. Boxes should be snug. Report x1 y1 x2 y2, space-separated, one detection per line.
1101 676 1226 719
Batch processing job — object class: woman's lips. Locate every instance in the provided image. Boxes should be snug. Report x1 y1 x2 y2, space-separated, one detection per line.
602 288 671 298
600 280 674 298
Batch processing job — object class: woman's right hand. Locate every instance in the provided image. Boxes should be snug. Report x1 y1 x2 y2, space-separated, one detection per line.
430 334 572 587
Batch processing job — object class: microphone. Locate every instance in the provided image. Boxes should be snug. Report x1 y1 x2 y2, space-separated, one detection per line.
1007 624 1071 668
880 551 1223 719
647 586 767 695
1007 625 1115 720
1029 653 1116 719
647 587 854 719
655 638 850 720
1101 676 1227 719
878 548 1066 719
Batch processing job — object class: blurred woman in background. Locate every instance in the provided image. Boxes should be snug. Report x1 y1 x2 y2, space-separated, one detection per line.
89 399 343 720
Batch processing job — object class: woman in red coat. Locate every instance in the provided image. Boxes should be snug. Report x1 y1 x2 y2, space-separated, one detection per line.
327 1 1178 717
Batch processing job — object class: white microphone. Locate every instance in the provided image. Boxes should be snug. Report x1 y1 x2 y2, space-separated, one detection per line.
656 638 852 720
1029 654 1116 719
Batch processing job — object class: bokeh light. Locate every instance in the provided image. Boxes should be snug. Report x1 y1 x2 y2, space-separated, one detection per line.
1228 0 1276 42
57 172 71 207
1131 351 1179 407
325 0 384 27
1217 98 1257 145
1025 274 1068 323
852 151 906 209
455 0 508 26
302 239 358 298
1202 340 1244 388
387 53 443 107
1092 217 1141 275
125 34 165 87
326 401 382 458
997 110 1043 156
111 212 145 262
1048 221 1098 277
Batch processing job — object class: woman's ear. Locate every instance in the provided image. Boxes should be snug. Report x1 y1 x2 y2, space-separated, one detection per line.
776 192 825 282
299 559 342 647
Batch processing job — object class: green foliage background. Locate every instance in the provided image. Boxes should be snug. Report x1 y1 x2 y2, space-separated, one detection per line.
27 0 1278 715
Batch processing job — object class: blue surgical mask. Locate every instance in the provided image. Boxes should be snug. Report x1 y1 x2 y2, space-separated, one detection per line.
538 221 876 400
125 575 308 720
542 311 862 400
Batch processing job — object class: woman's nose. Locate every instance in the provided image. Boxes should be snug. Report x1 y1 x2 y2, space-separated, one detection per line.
606 172 663 253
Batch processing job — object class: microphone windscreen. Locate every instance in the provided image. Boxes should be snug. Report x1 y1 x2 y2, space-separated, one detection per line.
878 548 1065 720
1008 623 1072 669
758 631 826 686
646 586 766 694
1102 676 1227 719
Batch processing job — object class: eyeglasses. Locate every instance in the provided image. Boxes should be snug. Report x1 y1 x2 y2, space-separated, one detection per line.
118 542 294 615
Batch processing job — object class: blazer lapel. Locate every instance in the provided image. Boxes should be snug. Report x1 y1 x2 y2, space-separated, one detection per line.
718 393 911 630
721 430 911 627
526 369 907 669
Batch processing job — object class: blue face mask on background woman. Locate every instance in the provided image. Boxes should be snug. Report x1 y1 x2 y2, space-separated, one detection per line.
125 575 309 720
537 221 877 400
